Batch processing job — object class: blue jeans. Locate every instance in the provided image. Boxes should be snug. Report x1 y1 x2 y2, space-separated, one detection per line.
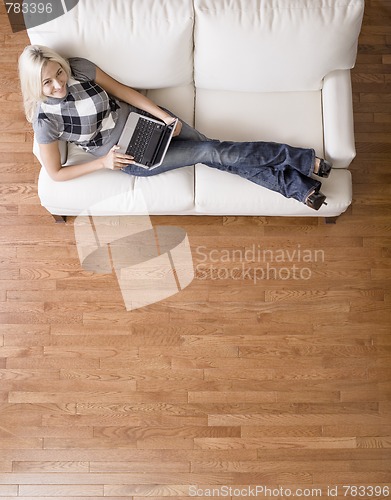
121 114 321 203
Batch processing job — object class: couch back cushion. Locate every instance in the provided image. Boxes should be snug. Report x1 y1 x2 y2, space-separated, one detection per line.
26 0 194 89
194 0 364 92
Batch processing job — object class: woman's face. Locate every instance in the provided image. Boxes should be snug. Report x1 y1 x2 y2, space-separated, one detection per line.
41 60 68 99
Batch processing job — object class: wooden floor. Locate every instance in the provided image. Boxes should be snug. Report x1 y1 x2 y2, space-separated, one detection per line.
0 1 390 499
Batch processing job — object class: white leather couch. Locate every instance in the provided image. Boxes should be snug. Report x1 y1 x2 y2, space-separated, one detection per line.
28 0 364 220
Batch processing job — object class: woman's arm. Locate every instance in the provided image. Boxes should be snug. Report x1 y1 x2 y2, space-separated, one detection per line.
95 67 182 135
39 141 132 181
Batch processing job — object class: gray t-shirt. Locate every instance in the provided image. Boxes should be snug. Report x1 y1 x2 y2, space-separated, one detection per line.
33 57 130 157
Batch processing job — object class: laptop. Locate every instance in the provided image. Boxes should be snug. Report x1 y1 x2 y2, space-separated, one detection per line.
117 112 178 169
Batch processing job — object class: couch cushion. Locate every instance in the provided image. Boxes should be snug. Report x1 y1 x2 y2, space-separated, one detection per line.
194 88 351 216
195 89 324 152
194 0 364 92
37 163 195 216
195 166 352 216
27 0 194 89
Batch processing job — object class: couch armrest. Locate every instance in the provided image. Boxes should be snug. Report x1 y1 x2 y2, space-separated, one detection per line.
322 70 356 169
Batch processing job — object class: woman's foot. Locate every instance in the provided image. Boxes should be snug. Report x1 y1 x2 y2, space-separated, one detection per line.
314 157 332 178
305 189 327 211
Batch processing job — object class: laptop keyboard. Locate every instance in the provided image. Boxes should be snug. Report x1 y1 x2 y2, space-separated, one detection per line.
126 117 161 162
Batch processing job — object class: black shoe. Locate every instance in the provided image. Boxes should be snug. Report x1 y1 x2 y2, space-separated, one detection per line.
314 158 332 178
305 190 327 211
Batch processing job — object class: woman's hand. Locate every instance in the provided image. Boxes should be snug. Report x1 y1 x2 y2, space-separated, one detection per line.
163 116 182 137
103 146 134 170
172 120 182 137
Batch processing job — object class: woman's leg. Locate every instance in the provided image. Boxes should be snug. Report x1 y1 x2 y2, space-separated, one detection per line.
168 139 320 202
122 136 320 203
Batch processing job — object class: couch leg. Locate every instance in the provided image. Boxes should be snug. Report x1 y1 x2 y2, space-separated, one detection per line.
325 216 338 224
52 215 67 224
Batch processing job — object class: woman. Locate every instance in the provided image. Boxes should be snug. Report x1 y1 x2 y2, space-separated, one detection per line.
18 45 331 210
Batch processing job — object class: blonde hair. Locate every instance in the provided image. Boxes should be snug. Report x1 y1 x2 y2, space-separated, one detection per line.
18 45 71 122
